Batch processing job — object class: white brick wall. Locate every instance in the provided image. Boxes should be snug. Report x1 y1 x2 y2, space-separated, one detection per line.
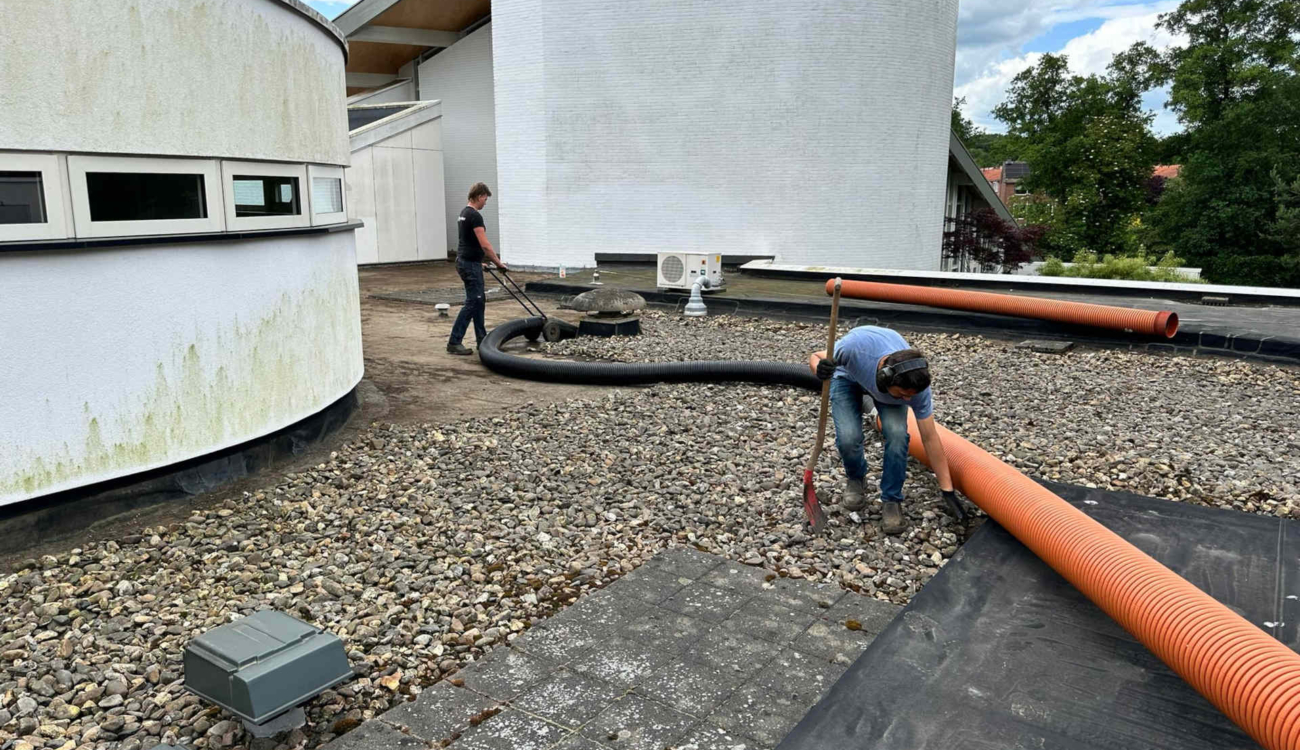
418 25 499 256
492 0 959 270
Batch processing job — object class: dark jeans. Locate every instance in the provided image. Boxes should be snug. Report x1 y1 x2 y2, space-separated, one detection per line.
830 376 910 502
449 258 487 347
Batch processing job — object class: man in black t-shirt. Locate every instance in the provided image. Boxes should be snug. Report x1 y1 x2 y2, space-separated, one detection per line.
448 182 508 355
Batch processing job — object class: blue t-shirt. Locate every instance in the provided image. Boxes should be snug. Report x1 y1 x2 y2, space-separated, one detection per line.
832 326 933 419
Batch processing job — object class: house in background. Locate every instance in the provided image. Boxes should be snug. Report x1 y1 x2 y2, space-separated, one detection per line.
982 161 1032 204
337 0 1011 271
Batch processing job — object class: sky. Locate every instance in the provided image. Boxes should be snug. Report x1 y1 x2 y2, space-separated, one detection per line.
308 0 1185 135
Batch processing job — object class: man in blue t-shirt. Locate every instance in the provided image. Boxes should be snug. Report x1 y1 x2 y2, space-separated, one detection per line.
809 325 962 534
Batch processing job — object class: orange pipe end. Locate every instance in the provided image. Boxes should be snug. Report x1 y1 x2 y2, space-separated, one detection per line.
824 278 1179 339
903 413 1300 749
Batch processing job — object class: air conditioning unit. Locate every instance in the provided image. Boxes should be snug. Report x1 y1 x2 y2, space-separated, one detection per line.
657 252 724 291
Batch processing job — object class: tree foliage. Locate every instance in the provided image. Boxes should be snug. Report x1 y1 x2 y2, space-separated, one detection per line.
942 208 1046 273
1138 0 1300 284
993 54 1159 257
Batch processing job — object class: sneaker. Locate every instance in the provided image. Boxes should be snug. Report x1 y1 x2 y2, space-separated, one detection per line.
446 343 473 356
841 478 866 511
880 501 907 535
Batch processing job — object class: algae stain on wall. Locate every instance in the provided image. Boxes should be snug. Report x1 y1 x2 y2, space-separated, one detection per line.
1 262 362 501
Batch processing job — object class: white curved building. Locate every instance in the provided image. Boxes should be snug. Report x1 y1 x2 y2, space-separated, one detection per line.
0 0 363 506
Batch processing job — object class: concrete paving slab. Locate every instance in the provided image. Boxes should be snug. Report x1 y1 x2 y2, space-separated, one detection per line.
749 649 846 703
320 719 431 749
823 594 906 636
633 657 748 716
659 581 752 622
511 668 627 730
580 694 697 750
722 597 819 646
614 605 715 655
606 564 693 604
789 619 877 663
453 708 571 750
673 722 771 750
376 680 498 744
683 630 777 679
327 549 899 750
708 682 815 747
699 560 774 592
752 576 844 614
572 635 680 688
639 547 725 580
459 647 559 702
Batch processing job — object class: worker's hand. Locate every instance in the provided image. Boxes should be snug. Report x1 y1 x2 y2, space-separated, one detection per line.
815 355 837 381
496 261 510 272
941 490 969 523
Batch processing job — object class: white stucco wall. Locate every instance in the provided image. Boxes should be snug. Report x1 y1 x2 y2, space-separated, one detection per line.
417 25 500 255
491 0 959 270
349 119 448 264
348 80 416 106
0 234 364 506
0 0 350 165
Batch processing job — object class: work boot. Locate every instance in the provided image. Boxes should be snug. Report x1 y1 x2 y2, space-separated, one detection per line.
880 501 907 535
447 343 473 356
841 478 866 511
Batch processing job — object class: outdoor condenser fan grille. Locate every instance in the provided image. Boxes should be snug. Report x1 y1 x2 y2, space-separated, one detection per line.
660 254 685 284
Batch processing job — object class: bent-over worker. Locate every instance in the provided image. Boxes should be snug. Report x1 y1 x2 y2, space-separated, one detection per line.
809 325 963 534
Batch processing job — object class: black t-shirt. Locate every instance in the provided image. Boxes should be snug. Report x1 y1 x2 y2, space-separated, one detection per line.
457 206 486 262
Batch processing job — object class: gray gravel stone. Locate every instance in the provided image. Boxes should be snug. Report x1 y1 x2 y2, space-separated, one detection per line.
3 310 1295 750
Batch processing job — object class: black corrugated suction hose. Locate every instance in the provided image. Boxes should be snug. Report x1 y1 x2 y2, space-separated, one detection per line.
480 317 823 390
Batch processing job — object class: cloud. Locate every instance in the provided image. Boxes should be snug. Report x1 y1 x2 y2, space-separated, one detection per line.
956 4 1186 135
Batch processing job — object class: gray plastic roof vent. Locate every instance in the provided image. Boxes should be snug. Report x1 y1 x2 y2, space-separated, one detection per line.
184 610 351 727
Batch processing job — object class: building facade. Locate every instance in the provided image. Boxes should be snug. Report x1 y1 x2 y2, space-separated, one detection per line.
336 0 1008 270
0 0 364 506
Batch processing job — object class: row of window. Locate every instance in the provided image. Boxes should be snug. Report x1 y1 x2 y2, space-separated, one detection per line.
0 152 347 243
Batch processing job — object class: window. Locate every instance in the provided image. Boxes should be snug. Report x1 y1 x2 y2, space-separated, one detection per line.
0 172 46 224
307 165 347 226
0 152 69 242
313 177 343 213
86 172 207 221
221 162 308 230
68 155 223 237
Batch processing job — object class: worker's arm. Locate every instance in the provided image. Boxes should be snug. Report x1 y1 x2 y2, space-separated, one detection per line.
474 227 508 270
809 349 839 380
916 415 955 493
808 350 828 377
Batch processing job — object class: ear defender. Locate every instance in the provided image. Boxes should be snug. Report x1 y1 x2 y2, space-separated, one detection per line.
876 357 929 392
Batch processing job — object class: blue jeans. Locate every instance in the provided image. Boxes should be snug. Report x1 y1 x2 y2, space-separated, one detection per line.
449 258 487 346
830 376 910 502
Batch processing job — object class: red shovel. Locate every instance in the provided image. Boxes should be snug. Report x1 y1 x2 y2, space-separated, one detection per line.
802 278 842 533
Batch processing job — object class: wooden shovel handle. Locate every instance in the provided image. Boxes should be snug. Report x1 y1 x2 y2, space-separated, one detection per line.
806 278 843 472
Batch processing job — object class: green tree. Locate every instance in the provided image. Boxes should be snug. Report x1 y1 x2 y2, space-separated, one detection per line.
951 97 979 142
1139 0 1300 285
1268 171 1300 254
993 54 1159 256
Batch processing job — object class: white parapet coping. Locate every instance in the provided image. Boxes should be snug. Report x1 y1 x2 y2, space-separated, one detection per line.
348 100 443 152
739 259 1300 302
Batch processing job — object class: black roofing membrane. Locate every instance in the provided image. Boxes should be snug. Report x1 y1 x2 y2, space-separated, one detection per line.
778 481 1290 750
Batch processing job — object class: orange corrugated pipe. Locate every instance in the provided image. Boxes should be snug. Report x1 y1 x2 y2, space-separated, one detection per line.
827 279 1179 338
902 413 1300 749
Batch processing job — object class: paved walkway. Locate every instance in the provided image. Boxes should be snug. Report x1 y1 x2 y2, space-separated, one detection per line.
324 548 899 750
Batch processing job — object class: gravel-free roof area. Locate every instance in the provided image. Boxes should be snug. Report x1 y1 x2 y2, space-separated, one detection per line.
1 311 1297 749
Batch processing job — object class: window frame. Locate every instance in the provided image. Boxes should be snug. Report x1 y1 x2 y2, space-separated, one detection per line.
307 165 347 226
221 161 310 231
0 152 70 242
68 155 224 238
